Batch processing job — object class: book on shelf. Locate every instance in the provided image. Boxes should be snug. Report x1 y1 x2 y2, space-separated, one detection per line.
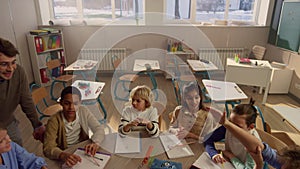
41 28 61 34
30 29 48 35
34 37 44 53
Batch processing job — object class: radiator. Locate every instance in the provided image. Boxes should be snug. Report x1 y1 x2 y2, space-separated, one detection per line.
79 48 127 71
198 48 245 70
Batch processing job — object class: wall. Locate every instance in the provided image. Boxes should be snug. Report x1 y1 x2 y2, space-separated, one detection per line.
53 25 269 64
0 0 38 83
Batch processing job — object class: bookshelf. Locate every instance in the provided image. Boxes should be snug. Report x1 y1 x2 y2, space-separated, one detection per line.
27 31 67 86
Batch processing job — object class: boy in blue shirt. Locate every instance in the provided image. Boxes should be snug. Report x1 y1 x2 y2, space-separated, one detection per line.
0 127 47 169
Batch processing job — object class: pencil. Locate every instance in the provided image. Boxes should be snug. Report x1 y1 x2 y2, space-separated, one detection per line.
90 155 100 167
220 151 225 169
85 154 102 166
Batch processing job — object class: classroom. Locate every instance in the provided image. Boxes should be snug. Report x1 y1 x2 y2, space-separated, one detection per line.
1 0 300 169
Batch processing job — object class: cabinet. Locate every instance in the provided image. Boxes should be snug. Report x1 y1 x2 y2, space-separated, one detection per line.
27 31 67 86
164 49 197 79
269 62 293 94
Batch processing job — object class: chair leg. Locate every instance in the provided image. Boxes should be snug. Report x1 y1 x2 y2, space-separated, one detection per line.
50 80 58 101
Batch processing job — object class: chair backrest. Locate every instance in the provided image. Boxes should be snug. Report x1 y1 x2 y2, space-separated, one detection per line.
251 45 266 60
31 86 48 105
46 59 61 70
111 55 121 70
257 129 288 151
152 101 166 131
254 106 271 133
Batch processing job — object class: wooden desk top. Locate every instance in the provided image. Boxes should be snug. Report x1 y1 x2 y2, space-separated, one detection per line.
46 133 204 169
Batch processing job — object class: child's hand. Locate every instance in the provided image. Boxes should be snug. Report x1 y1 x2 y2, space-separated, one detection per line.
85 143 99 156
212 153 227 164
176 128 189 139
219 112 229 126
136 117 150 125
60 152 82 167
249 146 264 169
222 150 235 160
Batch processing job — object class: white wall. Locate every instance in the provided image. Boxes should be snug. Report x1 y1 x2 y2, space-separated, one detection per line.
0 0 39 83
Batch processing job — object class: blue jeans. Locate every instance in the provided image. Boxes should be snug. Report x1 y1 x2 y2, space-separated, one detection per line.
7 119 23 146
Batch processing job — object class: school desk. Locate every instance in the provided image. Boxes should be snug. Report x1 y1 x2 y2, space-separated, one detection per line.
187 59 218 78
65 59 99 81
72 80 107 123
46 132 204 169
225 58 272 104
202 79 248 115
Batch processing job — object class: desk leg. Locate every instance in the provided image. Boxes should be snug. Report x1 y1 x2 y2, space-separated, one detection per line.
97 97 107 123
259 87 263 94
262 82 270 105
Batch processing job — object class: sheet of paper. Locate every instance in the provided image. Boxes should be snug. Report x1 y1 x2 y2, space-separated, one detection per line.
159 133 194 159
115 132 141 154
72 148 111 169
192 152 235 169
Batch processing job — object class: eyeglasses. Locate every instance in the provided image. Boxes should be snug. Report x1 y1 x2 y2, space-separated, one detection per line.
0 60 17 69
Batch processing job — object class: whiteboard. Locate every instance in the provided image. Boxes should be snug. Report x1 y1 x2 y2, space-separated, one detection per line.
277 1 300 52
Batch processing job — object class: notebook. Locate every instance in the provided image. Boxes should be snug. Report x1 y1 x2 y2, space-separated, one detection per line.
115 132 141 153
190 152 234 169
70 148 111 169
159 133 194 159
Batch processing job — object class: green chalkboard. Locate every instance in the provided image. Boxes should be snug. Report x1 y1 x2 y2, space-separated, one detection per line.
276 1 300 52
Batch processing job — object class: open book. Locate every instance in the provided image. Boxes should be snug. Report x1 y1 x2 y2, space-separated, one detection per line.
159 133 194 159
71 148 111 169
115 132 141 154
191 152 234 169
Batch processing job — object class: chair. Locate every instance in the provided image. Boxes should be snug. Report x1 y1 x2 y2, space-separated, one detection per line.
46 59 76 101
249 45 266 60
271 130 300 146
30 83 62 120
111 55 139 101
255 106 271 133
171 58 197 104
257 129 288 151
152 101 166 131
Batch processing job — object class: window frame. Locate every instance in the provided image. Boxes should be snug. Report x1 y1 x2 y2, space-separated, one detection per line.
38 0 269 26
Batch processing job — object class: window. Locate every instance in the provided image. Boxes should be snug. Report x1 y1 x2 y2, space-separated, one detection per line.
39 0 268 25
165 0 260 24
51 0 144 20
166 0 191 19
